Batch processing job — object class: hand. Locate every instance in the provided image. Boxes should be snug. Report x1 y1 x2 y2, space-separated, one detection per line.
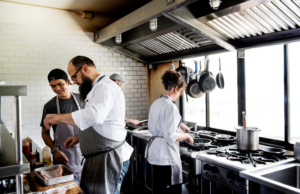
44 114 60 130
64 135 79 149
181 123 190 133
185 134 194 145
53 149 69 164
130 119 140 125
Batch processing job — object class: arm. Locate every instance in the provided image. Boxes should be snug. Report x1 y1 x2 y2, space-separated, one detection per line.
41 127 56 150
177 133 193 145
125 117 140 125
41 127 69 164
180 123 190 133
43 113 76 130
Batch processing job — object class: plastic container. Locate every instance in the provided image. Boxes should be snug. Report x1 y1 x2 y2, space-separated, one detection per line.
42 146 51 166
46 187 67 194
22 140 30 162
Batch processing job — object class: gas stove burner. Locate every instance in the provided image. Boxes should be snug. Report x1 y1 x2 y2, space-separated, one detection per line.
205 148 293 167
197 130 217 136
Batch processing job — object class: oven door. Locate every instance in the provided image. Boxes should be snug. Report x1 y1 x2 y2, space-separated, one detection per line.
202 175 247 194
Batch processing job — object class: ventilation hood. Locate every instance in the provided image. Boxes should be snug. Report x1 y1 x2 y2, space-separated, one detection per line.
95 0 300 64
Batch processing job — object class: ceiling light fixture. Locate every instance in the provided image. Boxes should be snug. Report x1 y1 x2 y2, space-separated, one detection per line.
209 0 222 10
115 34 122 44
150 18 158 32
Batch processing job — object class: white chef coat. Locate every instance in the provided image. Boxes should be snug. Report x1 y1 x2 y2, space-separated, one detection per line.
146 95 182 165
72 74 133 161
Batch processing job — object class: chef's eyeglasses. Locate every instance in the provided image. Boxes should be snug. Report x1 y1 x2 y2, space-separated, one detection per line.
71 65 83 81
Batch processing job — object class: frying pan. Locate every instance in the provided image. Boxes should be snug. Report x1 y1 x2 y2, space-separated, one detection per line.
214 135 236 144
175 60 193 85
216 58 225 89
186 61 204 98
198 59 216 93
186 138 212 147
262 148 286 156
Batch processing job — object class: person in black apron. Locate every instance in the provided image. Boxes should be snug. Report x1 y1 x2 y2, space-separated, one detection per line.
41 69 84 185
43 56 133 194
145 70 194 194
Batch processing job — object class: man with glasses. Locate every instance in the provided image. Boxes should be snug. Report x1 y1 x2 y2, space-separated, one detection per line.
43 56 133 194
40 69 84 185
110 74 140 126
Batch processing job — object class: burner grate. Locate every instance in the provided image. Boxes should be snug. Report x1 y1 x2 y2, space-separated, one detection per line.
206 149 292 167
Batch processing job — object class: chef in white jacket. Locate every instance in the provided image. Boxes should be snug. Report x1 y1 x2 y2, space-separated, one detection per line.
145 70 193 194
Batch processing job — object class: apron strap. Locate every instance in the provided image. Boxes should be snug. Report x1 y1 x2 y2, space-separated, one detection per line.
81 140 125 165
71 93 81 110
56 96 60 114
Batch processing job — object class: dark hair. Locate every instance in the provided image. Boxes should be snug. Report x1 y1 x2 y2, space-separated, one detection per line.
69 56 96 69
161 70 186 92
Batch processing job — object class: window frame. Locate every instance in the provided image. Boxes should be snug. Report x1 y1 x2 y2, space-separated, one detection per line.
181 44 295 151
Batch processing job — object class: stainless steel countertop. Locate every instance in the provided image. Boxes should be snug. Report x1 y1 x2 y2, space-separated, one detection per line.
240 159 300 194
0 123 30 178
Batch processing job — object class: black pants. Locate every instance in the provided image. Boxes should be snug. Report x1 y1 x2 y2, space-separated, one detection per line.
149 163 182 194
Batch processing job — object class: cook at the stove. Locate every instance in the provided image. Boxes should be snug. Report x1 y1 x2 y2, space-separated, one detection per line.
110 73 141 126
145 70 193 194
40 69 84 185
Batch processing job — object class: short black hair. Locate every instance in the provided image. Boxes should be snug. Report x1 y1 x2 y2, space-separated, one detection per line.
69 56 96 70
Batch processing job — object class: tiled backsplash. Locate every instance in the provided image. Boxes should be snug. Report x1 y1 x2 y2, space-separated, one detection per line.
0 22 148 149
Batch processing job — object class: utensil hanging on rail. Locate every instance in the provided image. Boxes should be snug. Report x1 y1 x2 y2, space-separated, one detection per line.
186 60 204 98
216 58 225 89
197 58 216 93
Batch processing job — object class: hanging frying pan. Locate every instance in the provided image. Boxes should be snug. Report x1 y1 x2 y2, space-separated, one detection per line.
216 58 225 89
198 59 216 93
186 60 204 98
175 60 193 85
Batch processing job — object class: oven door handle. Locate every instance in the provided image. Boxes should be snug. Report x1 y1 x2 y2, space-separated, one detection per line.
182 170 189 175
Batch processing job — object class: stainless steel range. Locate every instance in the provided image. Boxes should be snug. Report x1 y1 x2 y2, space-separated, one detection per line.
179 131 237 193
197 145 294 194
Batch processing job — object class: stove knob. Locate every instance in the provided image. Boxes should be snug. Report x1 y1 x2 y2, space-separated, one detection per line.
227 171 235 180
211 166 218 173
203 164 211 170
236 176 244 183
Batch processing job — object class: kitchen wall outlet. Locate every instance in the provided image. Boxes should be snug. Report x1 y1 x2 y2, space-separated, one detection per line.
166 0 175 5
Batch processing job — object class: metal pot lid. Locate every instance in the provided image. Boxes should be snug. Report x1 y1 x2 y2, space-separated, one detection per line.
235 126 260 131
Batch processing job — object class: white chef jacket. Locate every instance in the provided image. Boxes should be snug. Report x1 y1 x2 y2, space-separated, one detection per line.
72 74 133 161
146 95 182 165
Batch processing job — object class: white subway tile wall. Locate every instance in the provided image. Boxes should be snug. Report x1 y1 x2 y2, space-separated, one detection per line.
0 22 148 149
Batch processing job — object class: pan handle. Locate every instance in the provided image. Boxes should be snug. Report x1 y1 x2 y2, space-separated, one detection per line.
199 60 202 72
194 60 198 74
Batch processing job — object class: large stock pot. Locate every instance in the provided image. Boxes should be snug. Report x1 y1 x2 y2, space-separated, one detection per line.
235 126 261 151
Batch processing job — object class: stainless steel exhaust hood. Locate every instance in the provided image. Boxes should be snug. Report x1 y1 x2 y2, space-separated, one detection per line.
95 0 300 64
